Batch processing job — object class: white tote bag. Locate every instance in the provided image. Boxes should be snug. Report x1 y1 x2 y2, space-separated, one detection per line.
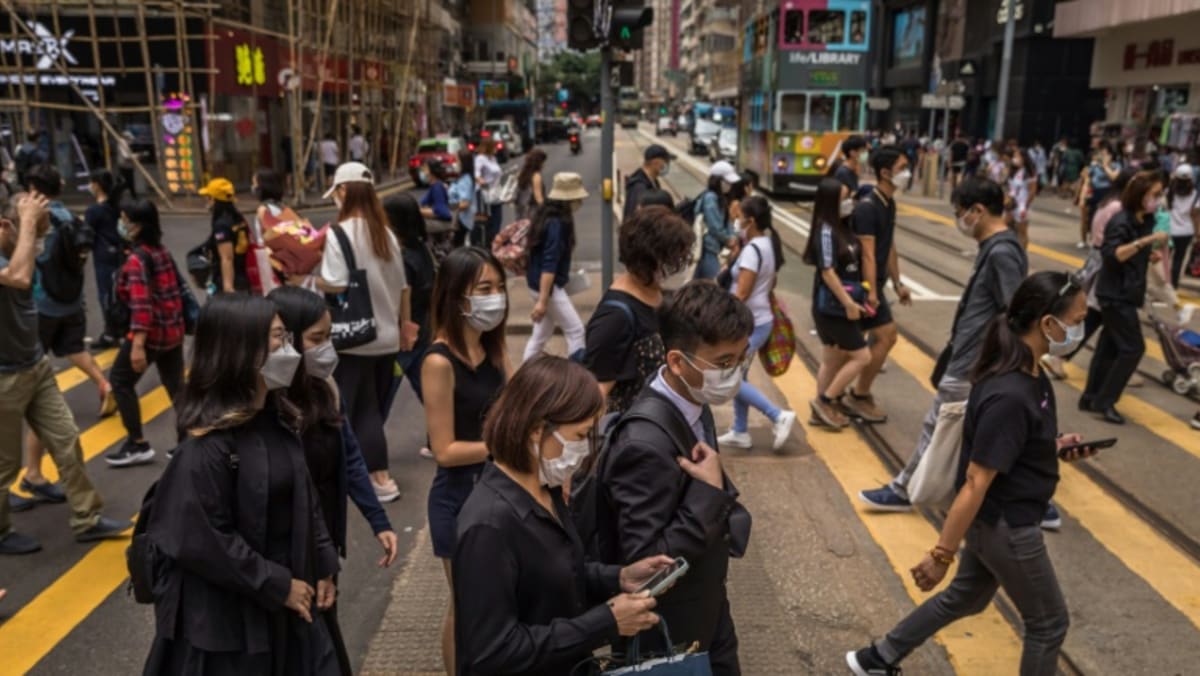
906 400 968 509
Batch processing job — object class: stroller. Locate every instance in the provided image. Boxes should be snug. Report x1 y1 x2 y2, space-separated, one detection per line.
1153 316 1200 395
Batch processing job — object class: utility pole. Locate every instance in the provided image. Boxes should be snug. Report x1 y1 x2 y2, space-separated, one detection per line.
994 0 1016 141
600 45 615 290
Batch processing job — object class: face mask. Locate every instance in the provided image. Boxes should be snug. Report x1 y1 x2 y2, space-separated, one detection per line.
464 293 506 332
1177 181 1194 196
956 209 978 237
419 171 430 184
839 198 854 218
304 340 339 380
1045 317 1084 357
857 150 869 164
659 162 671 177
118 219 131 241
537 430 591 487
261 341 302 390
678 353 743 405
890 169 912 189
333 195 343 210
732 218 744 237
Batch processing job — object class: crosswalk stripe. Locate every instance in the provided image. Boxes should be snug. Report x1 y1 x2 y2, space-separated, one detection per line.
882 331 1200 630
53 348 117 392
773 356 1026 670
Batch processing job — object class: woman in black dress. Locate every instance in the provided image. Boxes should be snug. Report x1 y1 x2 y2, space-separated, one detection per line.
142 294 342 675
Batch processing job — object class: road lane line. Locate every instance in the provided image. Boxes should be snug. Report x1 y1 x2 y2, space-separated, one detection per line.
53 348 117 392
881 331 1200 630
773 361 1025 670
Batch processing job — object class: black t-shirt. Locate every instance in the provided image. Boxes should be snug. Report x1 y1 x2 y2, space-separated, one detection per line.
812 220 862 300
584 289 664 414
209 209 250 292
850 189 895 288
834 164 859 195
956 370 1060 527
950 140 970 163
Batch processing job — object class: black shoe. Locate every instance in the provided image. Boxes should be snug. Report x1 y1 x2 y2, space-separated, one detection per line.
8 493 35 512
1100 407 1126 425
90 334 119 350
1077 396 1094 412
846 645 900 675
20 478 66 503
0 531 42 555
75 515 133 543
104 440 156 467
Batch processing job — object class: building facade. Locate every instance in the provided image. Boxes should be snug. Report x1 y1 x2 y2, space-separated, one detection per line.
462 0 539 117
537 0 568 60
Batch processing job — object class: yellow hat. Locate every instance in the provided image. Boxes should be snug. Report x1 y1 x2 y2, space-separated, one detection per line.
199 177 235 202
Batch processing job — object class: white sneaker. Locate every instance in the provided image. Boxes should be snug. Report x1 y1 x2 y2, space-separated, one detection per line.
772 410 798 451
716 429 752 449
1179 304 1196 326
373 479 401 503
1076 241 1088 249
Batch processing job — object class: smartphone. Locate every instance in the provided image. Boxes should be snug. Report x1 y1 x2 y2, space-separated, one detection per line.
1057 437 1117 459
636 557 689 597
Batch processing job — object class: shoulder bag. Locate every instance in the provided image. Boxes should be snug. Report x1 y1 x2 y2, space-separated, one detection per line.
906 400 967 508
325 224 378 350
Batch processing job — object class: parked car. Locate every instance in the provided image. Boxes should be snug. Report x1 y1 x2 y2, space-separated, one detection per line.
586 114 602 128
408 136 465 186
709 127 738 163
656 116 677 136
483 120 524 156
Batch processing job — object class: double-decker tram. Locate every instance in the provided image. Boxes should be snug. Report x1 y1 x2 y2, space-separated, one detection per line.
739 0 870 196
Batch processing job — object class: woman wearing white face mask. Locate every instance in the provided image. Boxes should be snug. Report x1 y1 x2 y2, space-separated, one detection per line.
524 172 589 362
143 294 344 675
420 247 513 675
453 355 671 676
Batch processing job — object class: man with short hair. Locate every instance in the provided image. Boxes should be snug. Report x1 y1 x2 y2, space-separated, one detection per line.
841 146 912 425
624 144 676 221
0 191 130 554
834 135 868 197
14 130 46 189
348 125 369 163
860 178 1030 516
597 280 753 675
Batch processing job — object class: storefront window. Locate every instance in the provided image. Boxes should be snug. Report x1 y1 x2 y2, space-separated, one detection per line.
783 9 804 45
808 11 845 45
839 94 863 130
780 93 807 131
849 11 867 44
810 95 836 131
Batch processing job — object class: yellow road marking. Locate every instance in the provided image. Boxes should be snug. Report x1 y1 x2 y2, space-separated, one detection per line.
881 332 1200 630
774 364 1024 670
53 349 117 392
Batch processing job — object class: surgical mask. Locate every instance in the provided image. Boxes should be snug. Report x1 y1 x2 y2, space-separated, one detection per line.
419 170 430 184
1045 317 1084 357
304 340 339 380
857 150 869 164
679 353 744 405
464 293 506 332
659 162 671 177
261 341 302 390
537 430 591 487
839 198 855 218
333 195 343 210
732 218 744 237
956 209 978 237
890 169 912 190
117 219 131 240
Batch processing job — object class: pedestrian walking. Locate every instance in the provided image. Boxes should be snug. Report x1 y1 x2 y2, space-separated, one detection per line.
716 195 797 450
448 150 477 248
319 162 413 501
804 178 872 429
268 286 400 676
596 281 754 675
1081 142 1122 236
1008 149 1038 249
1031 140 1049 187
949 132 970 190
420 247 511 675
142 294 343 675
454 355 668 676
348 125 369 163
583 206 694 414
860 178 1029 513
104 199 187 467
200 177 251 294
419 160 455 227
1167 163 1200 291
85 169 130 349
116 130 139 198
1082 171 1169 425
384 194 436 405
623 144 673 221
0 191 130 555
514 148 547 221
474 138 504 247
849 146 913 424
831 134 868 198
524 172 589 362
847 271 1096 676
320 132 340 187
694 161 740 280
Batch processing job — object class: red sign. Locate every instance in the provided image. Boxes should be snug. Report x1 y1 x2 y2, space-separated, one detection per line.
209 27 280 97
1123 39 1176 70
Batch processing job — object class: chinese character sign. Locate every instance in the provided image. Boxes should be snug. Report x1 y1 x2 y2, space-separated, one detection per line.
235 43 267 86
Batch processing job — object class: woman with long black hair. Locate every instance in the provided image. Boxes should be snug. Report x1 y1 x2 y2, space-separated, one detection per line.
523 172 589 362
86 168 130 348
801 177 871 430
848 271 1100 676
143 294 343 675
384 194 436 404
514 148 547 220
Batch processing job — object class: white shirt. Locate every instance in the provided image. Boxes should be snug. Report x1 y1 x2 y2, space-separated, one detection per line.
475 153 501 188
348 135 368 161
648 367 706 444
1169 191 1199 237
319 216 407 356
733 235 777 326
319 139 340 166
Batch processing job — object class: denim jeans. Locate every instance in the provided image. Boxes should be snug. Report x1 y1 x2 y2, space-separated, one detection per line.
876 518 1069 676
890 375 971 499
732 321 781 433
694 250 720 280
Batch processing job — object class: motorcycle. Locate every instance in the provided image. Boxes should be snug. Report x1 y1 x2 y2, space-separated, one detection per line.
569 132 581 155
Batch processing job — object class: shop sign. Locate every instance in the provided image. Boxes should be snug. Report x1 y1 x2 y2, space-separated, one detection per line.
211 28 279 96
1124 40 1177 70
787 51 862 66
996 0 1024 24
0 20 77 70
478 80 508 104
235 43 267 86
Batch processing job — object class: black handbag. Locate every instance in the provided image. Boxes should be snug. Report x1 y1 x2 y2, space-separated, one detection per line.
325 224 378 350
815 279 867 318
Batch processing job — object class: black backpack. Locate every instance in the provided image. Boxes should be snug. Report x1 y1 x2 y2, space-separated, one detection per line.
38 211 94 303
570 394 695 562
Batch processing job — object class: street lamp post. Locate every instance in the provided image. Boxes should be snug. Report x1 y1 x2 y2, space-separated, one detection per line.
994 0 1016 141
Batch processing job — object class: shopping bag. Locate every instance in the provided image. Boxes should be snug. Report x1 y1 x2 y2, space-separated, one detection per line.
599 620 712 676
758 293 796 377
325 224 377 350
564 268 592 296
906 400 967 509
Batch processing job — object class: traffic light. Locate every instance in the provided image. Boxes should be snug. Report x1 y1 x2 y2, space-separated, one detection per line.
610 1 653 50
568 0 599 51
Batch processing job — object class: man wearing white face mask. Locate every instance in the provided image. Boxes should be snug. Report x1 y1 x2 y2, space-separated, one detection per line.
848 146 913 424
861 178 1029 516
597 281 754 675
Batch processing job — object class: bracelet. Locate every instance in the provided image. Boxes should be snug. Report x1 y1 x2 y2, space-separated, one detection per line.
929 548 955 565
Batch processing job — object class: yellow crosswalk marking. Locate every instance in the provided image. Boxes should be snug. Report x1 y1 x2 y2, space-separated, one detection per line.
53 348 117 392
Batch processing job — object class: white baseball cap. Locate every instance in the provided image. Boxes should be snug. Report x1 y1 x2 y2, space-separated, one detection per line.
323 161 374 199
708 160 741 184
1173 163 1194 179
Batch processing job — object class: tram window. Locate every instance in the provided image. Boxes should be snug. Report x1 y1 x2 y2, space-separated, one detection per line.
808 11 845 45
780 93 807 131
839 95 863 130
783 9 804 45
810 95 836 131
849 11 867 44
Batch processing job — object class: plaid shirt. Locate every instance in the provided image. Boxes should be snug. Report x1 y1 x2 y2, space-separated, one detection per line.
117 244 185 351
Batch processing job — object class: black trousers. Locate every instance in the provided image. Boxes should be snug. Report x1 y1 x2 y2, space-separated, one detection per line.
110 340 184 441
332 352 395 473
1171 236 1193 289
1083 302 1144 410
